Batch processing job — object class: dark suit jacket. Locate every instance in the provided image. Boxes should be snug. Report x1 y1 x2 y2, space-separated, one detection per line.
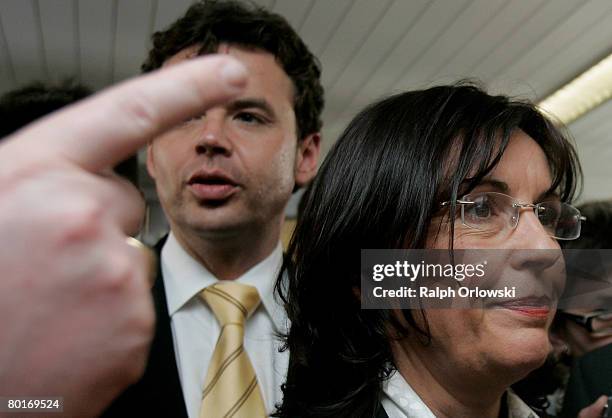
101 237 189 418
375 404 389 418
561 343 612 418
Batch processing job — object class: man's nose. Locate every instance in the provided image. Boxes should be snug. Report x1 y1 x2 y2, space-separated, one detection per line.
195 116 233 157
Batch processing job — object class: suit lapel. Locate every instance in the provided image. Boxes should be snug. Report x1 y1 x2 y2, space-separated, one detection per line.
142 243 189 416
101 237 188 417
375 404 390 418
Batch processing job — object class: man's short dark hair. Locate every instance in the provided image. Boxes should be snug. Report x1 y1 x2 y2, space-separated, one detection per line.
142 0 324 140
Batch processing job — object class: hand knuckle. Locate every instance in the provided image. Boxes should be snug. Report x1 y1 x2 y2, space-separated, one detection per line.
124 340 151 383
57 201 104 243
120 92 160 139
100 253 135 290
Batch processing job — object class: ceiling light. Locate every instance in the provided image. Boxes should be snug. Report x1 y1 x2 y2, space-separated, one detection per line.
538 52 612 125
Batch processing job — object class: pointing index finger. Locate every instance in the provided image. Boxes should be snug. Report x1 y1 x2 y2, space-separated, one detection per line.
5 55 247 172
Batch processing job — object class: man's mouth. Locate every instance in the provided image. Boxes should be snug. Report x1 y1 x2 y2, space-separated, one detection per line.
187 171 239 201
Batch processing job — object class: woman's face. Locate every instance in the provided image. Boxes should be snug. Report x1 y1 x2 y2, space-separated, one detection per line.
399 130 564 386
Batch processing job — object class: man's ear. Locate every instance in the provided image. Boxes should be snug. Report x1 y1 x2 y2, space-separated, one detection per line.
146 143 157 180
294 132 321 187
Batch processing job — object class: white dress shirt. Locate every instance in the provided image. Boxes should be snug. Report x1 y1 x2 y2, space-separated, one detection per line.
161 233 288 418
381 370 538 418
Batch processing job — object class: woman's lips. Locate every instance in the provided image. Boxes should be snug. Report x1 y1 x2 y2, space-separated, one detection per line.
492 297 552 318
503 306 551 318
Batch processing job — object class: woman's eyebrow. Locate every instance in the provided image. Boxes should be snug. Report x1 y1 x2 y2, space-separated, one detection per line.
474 178 510 193
478 179 559 202
537 190 560 202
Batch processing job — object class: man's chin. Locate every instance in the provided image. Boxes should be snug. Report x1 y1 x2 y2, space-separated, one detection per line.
181 207 255 235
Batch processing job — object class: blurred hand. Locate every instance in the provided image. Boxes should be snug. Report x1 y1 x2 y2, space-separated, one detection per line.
578 395 608 418
0 55 246 417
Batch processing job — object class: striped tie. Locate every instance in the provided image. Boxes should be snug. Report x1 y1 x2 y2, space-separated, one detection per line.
199 282 267 418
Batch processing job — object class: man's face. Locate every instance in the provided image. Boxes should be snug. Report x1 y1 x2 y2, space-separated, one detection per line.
147 45 319 238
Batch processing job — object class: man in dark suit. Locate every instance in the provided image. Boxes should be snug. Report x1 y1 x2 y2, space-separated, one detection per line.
562 342 612 417
102 1 324 417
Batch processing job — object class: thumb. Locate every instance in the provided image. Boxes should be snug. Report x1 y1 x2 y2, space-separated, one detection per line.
578 395 608 418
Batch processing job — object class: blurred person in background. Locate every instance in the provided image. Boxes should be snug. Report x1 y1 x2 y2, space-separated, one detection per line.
0 81 140 189
513 200 612 417
559 200 612 417
559 200 612 357
0 81 91 138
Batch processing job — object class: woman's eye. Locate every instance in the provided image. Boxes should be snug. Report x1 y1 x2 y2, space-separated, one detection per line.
472 202 492 219
537 206 560 226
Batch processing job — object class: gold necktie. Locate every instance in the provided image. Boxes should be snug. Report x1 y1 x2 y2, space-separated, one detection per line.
199 282 267 418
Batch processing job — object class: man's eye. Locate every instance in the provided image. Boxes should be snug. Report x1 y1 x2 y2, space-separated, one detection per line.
235 112 265 124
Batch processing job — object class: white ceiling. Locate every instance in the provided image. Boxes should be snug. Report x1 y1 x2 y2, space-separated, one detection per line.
1 0 611 202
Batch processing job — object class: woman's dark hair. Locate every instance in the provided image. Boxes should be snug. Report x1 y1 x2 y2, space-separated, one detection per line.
275 83 581 417
142 0 324 140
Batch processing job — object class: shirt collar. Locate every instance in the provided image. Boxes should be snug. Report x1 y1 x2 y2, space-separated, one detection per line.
382 371 538 418
382 371 436 418
507 390 538 418
161 232 286 332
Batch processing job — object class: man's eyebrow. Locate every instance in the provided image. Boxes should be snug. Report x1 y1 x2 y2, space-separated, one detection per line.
227 98 276 118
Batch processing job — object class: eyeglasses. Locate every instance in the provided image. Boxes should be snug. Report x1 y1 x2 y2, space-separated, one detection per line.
560 310 612 337
440 192 586 241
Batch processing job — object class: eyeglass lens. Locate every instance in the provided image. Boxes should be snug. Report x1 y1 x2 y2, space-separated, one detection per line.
592 311 612 336
460 192 582 240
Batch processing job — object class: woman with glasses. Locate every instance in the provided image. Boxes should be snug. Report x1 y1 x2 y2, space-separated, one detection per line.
276 84 586 418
